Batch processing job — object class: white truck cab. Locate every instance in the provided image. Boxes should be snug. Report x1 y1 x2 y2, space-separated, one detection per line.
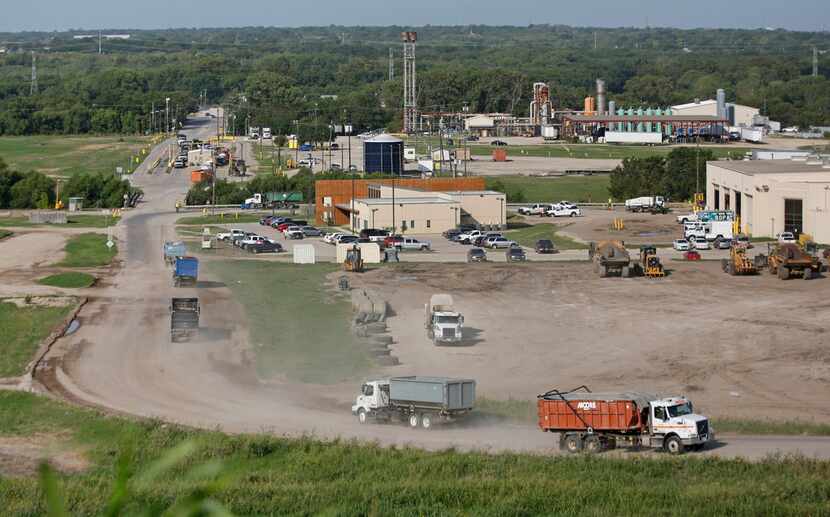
425 294 463 344
649 397 713 452
352 380 390 423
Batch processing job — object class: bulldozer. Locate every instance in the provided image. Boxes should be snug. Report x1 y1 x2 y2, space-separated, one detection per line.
721 244 757 276
757 242 821 280
343 245 365 273
588 240 632 278
637 245 665 278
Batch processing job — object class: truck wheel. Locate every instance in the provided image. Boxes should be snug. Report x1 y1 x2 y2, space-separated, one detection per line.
665 435 684 455
778 267 790 280
599 266 608 278
803 268 812 280
421 414 432 429
583 435 601 453
357 409 368 424
564 434 582 454
409 414 420 428
621 266 630 278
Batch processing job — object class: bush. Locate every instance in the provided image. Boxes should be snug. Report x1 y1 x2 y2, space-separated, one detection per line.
9 171 55 209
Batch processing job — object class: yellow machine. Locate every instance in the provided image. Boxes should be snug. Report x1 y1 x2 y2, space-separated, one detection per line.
721 245 757 275
638 246 665 278
343 245 364 273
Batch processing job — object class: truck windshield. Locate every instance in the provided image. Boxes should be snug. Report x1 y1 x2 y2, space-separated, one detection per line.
667 403 693 418
437 315 460 324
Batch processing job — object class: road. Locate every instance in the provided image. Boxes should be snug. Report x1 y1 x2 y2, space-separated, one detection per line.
37 111 830 460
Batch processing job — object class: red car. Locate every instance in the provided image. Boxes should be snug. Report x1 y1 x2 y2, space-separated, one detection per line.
276 222 293 233
684 250 701 261
383 235 404 248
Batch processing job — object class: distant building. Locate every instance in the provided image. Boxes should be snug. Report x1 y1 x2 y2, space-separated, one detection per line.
464 115 496 137
672 99 759 128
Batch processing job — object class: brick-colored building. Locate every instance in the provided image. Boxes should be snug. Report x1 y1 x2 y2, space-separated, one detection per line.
315 177 486 227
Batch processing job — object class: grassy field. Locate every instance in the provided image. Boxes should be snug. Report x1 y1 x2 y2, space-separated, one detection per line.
205 261 369 383
505 223 588 250
1 391 830 515
0 135 149 177
177 213 270 225
486 175 611 203
57 233 117 267
0 300 75 377
37 272 96 288
0 214 120 228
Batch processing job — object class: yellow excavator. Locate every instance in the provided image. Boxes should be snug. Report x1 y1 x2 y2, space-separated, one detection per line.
343 245 364 273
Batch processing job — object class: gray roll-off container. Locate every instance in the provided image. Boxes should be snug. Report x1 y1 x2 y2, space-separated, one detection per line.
390 376 476 413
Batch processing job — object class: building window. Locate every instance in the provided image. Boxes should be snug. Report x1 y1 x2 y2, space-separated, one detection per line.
714 189 720 210
735 193 742 220
410 220 415 229
724 192 730 211
426 219 431 228
784 199 803 234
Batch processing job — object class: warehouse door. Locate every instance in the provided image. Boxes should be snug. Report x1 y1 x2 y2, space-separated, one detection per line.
784 199 803 235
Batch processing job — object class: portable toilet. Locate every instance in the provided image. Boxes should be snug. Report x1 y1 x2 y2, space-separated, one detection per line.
68 197 84 212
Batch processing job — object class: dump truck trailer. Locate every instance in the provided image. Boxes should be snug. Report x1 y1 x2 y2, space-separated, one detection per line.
170 298 200 342
537 386 713 454
758 243 821 280
352 376 476 429
163 241 187 266
589 241 632 277
173 256 199 287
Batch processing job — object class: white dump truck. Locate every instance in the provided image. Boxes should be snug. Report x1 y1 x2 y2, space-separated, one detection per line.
625 196 665 213
352 376 476 429
425 294 463 345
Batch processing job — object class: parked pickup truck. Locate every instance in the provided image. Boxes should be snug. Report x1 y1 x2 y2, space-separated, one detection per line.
517 203 551 216
170 298 199 342
173 256 199 287
352 376 476 429
546 205 582 217
217 229 245 241
537 385 714 454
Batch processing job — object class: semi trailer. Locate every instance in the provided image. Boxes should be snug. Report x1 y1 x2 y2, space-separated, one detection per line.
170 298 200 342
352 376 475 429
537 386 713 454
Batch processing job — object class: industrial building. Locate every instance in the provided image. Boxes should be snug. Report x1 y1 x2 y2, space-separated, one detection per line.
350 185 506 235
315 177 487 227
706 159 830 243
671 98 759 128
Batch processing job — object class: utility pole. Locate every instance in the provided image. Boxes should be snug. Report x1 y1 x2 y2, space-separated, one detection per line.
594 31 597 50
813 47 819 77
30 51 38 95
294 119 300 164
165 97 170 135
388 48 394 81
98 31 102 54
402 31 418 134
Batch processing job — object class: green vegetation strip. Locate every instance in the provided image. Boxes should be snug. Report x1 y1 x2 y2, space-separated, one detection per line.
57 233 117 267
506 223 588 250
485 175 611 203
468 144 750 160
0 229 11 240
0 301 75 377
0 215 119 228
1 391 830 515
205 261 369 383
37 272 96 288
176 213 268 225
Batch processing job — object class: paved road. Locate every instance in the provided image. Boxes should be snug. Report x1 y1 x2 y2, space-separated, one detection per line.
39 112 830 460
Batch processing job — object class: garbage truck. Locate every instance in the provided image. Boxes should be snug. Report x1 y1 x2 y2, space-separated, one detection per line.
424 294 464 345
537 385 714 454
352 376 476 429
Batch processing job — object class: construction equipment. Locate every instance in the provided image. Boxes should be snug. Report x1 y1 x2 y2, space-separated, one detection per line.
170 298 200 342
757 243 821 280
721 244 758 276
589 240 632 278
637 245 665 277
343 245 364 273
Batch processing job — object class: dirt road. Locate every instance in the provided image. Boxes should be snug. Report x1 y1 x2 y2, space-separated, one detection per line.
35 113 830 460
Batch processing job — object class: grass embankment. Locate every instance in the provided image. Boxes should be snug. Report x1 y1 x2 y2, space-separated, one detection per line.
485 175 611 203
37 272 96 288
505 223 588 250
0 300 75 377
0 229 11 240
479 398 830 436
177 213 270 225
0 135 149 177
57 233 117 267
205 261 369 383
0 215 120 228
1 391 829 515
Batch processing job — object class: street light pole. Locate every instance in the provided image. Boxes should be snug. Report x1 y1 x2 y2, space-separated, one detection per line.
165 97 170 135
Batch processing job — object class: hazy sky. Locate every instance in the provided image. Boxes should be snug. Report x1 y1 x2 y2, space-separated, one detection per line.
3 0 829 32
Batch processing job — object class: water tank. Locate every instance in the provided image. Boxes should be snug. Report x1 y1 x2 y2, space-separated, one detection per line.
716 89 726 119
596 79 607 115
363 134 403 174
608 101 617 130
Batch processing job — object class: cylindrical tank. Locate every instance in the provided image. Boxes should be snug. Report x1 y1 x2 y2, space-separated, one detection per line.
608 101 617 130
655 107 663 133
716 89 726 119
627 108 634 132
363 134 403 174
636 107 644 132
645 107 653 132
596 79 607 115
584 96 596 114
665 107 673 135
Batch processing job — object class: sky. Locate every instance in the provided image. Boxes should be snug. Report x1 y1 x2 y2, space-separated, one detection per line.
2 0 829 33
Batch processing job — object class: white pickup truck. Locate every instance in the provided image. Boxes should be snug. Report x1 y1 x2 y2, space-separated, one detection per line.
517 204 551 216
216 229 245 241
547 205 582 217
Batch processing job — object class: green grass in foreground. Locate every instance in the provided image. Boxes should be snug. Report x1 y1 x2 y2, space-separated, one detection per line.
57 233 117 267
205 261 369 383
0 229 11 239
0 135 149 177
1 391 830 515
37 272 96 289
0 214 120 228
0 301 75 377
486 175 611 203
506 223 588 250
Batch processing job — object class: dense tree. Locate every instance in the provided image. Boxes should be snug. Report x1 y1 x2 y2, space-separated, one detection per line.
609 147 716 201
9 171 55 209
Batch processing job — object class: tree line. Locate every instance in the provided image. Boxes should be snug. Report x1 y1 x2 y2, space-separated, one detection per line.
0 158 143 209
609 147 715 202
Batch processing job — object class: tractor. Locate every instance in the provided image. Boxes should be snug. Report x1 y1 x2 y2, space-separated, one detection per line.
721 244 757 276
637 245 665 277
343 245 365 273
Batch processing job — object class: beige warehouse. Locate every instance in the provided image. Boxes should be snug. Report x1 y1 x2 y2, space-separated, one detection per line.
706 160 830 243
346 184 507 235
